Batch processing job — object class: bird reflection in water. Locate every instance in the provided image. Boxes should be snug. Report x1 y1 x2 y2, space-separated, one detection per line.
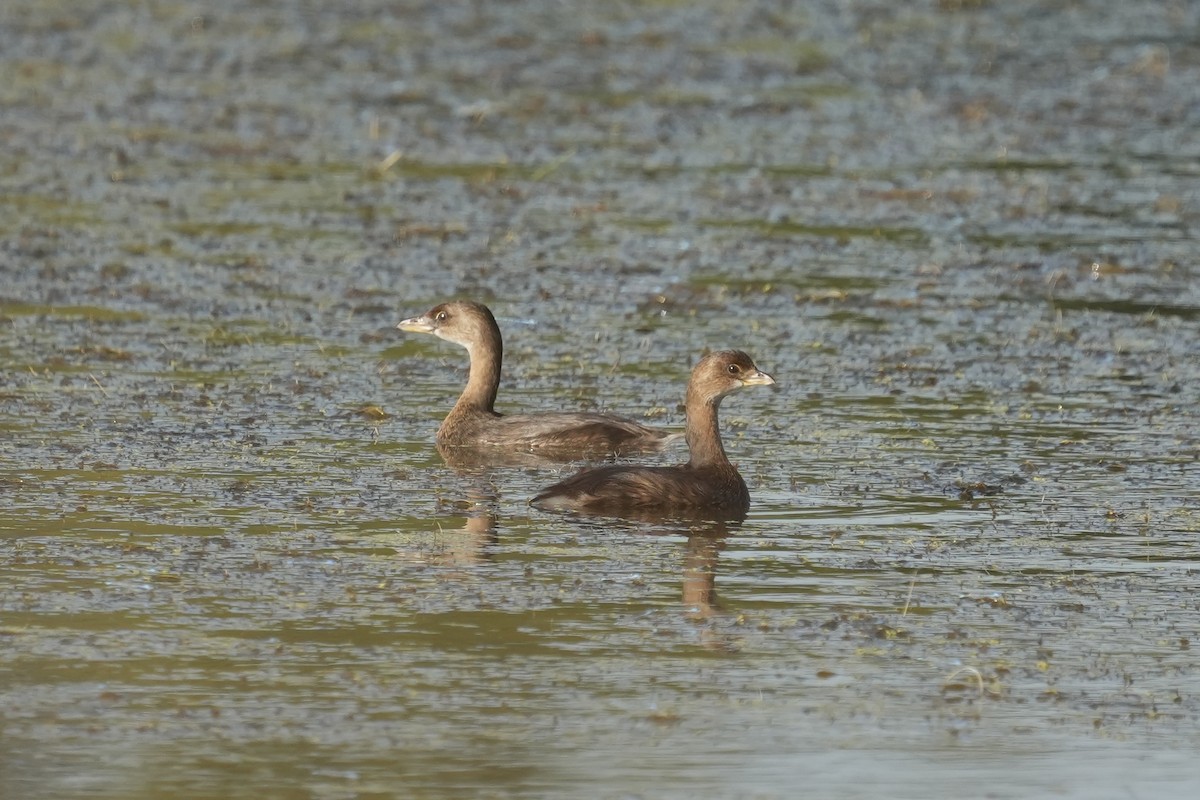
566 505 745 653
425 452 503 566
682 527 728 621
434 444 744 651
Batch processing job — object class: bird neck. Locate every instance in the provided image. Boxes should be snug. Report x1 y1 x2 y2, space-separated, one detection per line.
452 332 502 416
685 397 729 468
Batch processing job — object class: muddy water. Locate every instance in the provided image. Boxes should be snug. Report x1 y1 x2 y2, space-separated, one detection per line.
3 0 1200 797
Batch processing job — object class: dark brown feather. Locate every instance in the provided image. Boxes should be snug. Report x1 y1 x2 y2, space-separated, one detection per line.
531 463 750 516
530 350 774 517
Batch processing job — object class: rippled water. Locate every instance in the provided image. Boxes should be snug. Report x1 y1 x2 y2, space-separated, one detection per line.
3 0 1200 797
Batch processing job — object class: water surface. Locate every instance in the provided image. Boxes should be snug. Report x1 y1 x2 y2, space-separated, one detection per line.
2 0 1200 797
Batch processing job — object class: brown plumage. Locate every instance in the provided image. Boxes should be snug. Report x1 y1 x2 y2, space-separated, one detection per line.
396 301 680 460
530 350 775 518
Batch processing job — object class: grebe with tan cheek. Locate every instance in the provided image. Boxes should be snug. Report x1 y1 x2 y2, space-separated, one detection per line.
397 300 680 460
530 350 775 516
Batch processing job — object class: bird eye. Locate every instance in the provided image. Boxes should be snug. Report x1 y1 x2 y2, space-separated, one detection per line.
435 311 448 322
727 363 741 374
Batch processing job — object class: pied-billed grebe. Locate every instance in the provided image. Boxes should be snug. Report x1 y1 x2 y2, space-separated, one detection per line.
397 300 680 459
530 350 775 516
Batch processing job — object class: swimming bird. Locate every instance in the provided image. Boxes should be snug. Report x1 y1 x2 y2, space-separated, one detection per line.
397 300 680 460
530 349 774 516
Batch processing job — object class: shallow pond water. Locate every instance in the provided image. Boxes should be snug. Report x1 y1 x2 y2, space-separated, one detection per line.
3 0 1200 798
